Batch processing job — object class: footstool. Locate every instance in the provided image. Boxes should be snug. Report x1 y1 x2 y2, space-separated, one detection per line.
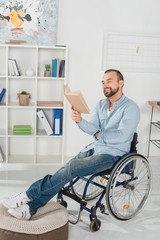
0 200 69 240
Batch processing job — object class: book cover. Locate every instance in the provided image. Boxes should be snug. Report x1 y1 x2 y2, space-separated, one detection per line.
0 88 6 102
13 125 31 131
56 58 60 78
12 60 19 76
59 60 65 77
8 60 14 76
52 59 57 77
53 109 62 135
64 85 90 114
13 131 31 135
13 125 31 130
37 110 53 135
13 59 21 76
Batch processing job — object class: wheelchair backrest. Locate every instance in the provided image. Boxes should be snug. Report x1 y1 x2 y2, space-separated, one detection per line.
122 133 138 173
130 133 138 153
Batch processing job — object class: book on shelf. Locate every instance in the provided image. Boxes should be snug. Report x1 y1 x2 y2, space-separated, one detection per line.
59 60 65 77
53 109 62 135
37 110 53 135
56 58 60 77
51 59 65 78
8 59 20 76
0 88 6 103
37 101 63 107
64 85 90 114
52 59 57 77
0 146 4 162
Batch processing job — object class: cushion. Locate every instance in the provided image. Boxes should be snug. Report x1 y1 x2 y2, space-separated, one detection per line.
0 200 68 240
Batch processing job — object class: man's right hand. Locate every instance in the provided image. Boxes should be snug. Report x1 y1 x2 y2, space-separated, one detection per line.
71 106 82 123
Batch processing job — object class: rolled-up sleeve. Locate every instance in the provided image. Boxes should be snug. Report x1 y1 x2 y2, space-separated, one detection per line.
77 103 100 135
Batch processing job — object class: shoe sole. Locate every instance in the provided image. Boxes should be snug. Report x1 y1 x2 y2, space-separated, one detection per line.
8 209 30 220
1 199 13 209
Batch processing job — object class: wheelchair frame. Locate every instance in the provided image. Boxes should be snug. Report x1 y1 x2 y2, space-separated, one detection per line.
57 136 152 232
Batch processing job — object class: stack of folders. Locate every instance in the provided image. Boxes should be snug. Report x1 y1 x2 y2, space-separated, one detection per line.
13 125 31 135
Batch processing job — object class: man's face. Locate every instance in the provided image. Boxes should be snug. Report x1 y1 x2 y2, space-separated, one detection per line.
102 71 123 98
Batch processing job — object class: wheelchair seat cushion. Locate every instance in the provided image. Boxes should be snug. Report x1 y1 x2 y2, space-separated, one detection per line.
0 200 68 240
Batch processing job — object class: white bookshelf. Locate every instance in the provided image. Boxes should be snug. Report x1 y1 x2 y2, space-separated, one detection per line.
0 44 68 165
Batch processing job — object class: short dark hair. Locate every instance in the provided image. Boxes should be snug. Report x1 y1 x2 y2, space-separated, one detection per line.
104 69 124 81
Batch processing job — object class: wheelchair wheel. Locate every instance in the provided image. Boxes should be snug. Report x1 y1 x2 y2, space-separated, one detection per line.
71 175 108 200
106 153 151 220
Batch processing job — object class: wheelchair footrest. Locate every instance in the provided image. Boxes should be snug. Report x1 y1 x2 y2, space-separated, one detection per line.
60 189 87 207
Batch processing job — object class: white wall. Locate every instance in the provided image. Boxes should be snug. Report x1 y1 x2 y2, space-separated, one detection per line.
57 0 160 157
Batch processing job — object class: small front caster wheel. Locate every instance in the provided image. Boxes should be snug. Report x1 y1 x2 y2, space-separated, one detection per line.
89 219 101 232
57 199 68 208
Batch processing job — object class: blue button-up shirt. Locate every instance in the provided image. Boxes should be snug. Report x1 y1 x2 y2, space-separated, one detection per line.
77 95 140 156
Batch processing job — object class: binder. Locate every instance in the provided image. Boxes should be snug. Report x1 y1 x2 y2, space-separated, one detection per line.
37 110 53 135
53 109 62 135
0 88 6 102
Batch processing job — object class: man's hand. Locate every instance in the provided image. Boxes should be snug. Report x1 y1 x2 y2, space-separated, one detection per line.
71 106 82 123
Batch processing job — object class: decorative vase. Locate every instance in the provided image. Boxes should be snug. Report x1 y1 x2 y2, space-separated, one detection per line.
26 68 34 76
44 70 51 77
17 93 31 106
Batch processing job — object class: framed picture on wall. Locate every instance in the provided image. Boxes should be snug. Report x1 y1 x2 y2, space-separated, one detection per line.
0 0 58 46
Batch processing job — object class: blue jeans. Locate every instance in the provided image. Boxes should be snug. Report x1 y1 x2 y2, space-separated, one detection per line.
26 149 120 216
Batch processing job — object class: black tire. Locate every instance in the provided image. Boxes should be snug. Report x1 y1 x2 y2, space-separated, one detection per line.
89 219 101 232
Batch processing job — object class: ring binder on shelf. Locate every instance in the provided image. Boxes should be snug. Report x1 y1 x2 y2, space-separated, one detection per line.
37 110 53 135
53 109 62 135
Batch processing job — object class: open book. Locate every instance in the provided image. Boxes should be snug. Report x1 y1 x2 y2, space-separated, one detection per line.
64 85 90 114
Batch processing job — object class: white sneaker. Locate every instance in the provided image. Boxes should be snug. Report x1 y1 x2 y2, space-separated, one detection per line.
8 204 31 220
2 192 30 209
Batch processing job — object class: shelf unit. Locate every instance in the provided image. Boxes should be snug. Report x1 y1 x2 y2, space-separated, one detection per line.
147 101 160 157
0 44 68 165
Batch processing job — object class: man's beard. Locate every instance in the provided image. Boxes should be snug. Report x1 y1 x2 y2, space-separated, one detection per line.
104 87 119 98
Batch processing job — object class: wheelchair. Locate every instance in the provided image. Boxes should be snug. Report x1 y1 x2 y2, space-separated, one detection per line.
57 133 152 232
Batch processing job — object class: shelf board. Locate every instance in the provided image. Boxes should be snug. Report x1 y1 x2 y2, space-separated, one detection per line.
36 155 62 164
8 155 35 164
8 102 35 108
37 76 65 80
36 129 63 137
8 76 36 79
0 104 6 107
0 75 6 78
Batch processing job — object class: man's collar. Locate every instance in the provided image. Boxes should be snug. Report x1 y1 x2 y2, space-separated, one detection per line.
106 94 125 108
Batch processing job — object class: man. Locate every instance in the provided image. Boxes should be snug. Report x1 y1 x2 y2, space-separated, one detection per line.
2 69 140 220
